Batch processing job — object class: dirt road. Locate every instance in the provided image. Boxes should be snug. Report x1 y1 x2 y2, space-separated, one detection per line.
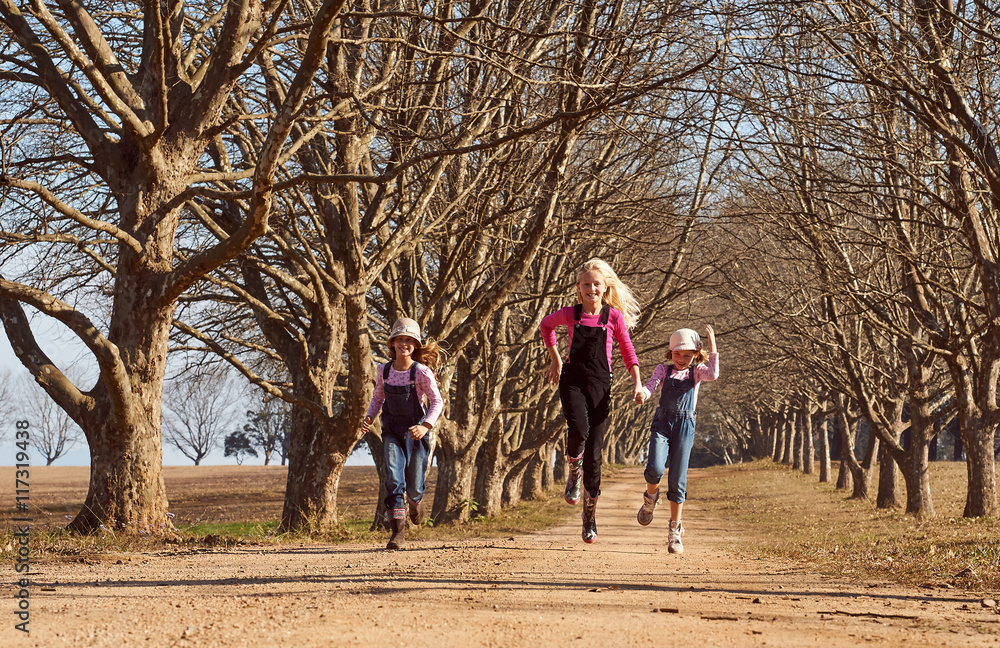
6 466 999 647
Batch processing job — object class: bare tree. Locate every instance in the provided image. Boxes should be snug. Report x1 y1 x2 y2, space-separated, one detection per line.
162 367 238 466
16 373 80 465
0 0 353 534
759 0 1000 516
239 394 289 466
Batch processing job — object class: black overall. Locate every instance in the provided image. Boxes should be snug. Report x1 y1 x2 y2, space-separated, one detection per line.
381 362 431 511
558 304 611 499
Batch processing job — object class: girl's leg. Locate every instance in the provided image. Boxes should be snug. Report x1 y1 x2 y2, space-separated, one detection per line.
581 379 611 498
664 415 695 554
643 422 669 492
664 415 696 507
559 379 590 458
382 432 408 512
559 378 589 504
638 424 668 526
404 434 431 503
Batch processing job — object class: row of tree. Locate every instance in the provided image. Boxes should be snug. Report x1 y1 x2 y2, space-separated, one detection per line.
3 0 999 535
0 0 723 534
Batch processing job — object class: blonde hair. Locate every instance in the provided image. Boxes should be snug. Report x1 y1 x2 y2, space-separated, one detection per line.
576 258 640 329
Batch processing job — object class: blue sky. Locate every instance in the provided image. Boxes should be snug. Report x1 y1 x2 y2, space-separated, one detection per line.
1 324 373 467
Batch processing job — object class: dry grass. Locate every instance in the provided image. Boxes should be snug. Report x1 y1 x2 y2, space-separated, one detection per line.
696 460 1000 592
0 464 571 559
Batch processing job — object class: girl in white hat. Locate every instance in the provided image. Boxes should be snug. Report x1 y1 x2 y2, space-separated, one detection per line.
635 325 718 554
539 258 644 544
360 318 443 550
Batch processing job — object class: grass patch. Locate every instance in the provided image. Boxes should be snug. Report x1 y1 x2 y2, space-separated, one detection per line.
0 484 571 561
696 460 1000 591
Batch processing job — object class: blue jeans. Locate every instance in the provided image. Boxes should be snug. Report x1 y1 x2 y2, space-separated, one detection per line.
643 410 696 504
383 431 431 510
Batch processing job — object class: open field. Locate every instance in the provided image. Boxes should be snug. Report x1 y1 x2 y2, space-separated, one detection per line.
2 460 999 647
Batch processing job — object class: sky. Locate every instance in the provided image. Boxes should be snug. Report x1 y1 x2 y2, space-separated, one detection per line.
1 318 373 467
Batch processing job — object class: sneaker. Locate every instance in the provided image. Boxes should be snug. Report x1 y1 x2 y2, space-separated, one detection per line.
637 488 659 526
668 520 685 554
407 497 424 526
564 454 583 505
581 493 598 543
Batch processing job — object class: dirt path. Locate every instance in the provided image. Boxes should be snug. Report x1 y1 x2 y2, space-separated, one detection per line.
6 466 999 647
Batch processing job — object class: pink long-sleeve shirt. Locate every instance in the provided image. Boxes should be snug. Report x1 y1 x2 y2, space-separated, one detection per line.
365 362 444 427
539 305 640 372
643 353 720 410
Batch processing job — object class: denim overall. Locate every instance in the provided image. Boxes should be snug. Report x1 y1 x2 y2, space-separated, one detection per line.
380 362 431 511
643 363 697 503
559 304 611 499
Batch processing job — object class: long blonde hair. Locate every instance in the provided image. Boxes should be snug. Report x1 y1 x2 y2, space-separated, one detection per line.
576 258 640 329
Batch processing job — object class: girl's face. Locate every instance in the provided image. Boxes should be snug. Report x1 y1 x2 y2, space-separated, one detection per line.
392 335 419 361
671 349 695 370
577 270 607 309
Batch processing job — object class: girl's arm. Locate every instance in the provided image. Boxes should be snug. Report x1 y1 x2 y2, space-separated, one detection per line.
360 365 386 432
643 364 667 399
410 367 444 440
630 363 644 403
705 324 717 353
545 345 563 385
540 308 570 385
610 311 643 401
695 325 720 382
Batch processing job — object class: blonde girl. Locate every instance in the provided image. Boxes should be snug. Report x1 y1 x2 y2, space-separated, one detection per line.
539 258 643 543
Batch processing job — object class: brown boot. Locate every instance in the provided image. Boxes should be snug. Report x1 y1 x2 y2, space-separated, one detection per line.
386 509 406 550
407 497 424 526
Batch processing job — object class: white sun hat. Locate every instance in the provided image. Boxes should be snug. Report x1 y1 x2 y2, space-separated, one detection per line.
388 318 423 346
669 328 701 351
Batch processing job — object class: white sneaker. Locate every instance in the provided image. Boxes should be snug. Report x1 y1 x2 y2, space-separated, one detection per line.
668 520 685 554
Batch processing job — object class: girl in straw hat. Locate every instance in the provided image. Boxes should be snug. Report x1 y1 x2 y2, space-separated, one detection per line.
361 318 442 550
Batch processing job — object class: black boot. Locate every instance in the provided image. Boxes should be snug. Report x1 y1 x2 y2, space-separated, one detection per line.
386 510 407 550
582 493 598 544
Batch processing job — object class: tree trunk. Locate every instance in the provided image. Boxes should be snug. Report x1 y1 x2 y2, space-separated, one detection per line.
503 459 531 509
782 411 794 464
836 459 852 491
792 411 803 471
772 411 785 463
802 407 815 476
876 444 901 509
364 431 389 530
70 401 170 534
522 446 548 500
64 293 176 535
836 395 871 500
818 407 832 483
281 406 351 532
963 431 998 517
432 420 483 524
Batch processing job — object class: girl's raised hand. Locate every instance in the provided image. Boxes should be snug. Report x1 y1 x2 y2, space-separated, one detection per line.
705 324 717 353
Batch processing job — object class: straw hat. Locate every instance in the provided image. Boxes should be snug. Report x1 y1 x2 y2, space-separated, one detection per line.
388 318 422 346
